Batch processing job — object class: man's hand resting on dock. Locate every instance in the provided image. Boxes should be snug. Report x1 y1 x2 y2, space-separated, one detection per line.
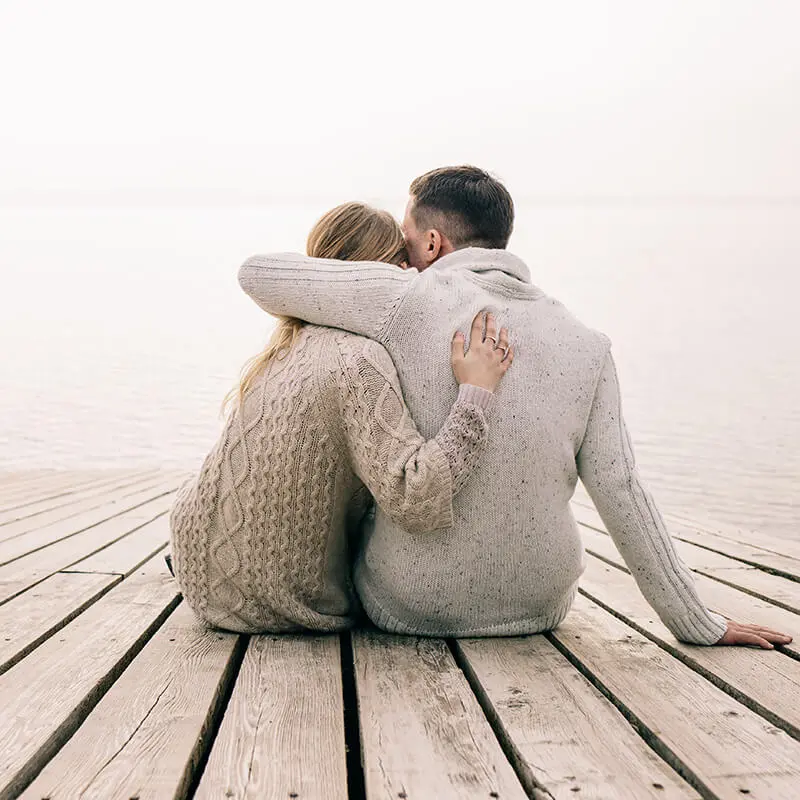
717 620 793 648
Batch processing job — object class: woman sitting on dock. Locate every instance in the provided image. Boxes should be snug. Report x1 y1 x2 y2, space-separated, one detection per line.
168 202 513 633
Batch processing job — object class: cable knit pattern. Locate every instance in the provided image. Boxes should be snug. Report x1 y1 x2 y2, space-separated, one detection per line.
239 247 728 645
169 325 493 634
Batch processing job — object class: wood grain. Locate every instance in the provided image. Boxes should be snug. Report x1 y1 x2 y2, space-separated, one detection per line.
579 550 800 737
576 508 800 618
21 603 241 800
194 634 348 800
0 469 159 527
0 556 180 799
579 525 800 656
457 636 700 799
0 492 175 604
0 477 180 564
551 593 800 799
572 500 800 581
0 571 119 675
63 512 171 575
0 471 167 541
353 631 527 800
0 471 124 512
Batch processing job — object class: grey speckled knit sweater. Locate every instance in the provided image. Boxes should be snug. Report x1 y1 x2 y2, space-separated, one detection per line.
238 248 728 645
169 326 493 633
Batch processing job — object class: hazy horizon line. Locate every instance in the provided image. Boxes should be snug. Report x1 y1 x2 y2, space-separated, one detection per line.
2 192 799 210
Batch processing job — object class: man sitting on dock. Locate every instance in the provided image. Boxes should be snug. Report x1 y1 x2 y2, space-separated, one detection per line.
237 165 790 649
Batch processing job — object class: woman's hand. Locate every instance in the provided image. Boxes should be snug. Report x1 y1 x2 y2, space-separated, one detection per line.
716 619 793 648
451 311 514 392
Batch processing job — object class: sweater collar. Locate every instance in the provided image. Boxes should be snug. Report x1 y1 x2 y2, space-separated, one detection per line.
431 247 532 283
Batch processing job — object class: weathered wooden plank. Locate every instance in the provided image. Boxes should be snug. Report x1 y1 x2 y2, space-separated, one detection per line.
664 509 800 563
456 636 700 799
550 594 800 798
578 552 800 738
0 476 180 562
571 500 800 581
195 634 348 800
0 468 162 528
0 470 54 492
353 632 528 800
579 525 800 659
0 471 120 511
0 514 174 675
0 493 174 604
0 572 120 676
574 506 800 615
20 603 241 800
0 556 180 799
62 512 171 575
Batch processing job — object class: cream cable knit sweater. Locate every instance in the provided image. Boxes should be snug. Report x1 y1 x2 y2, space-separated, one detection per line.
169 326 493 633
238 247 728 645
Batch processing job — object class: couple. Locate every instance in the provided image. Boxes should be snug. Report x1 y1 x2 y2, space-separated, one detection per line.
170 165 791 650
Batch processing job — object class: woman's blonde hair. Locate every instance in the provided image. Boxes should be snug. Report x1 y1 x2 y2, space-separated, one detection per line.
223 202 407 414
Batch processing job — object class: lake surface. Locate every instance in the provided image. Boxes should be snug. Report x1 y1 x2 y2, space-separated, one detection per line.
1 202 797 540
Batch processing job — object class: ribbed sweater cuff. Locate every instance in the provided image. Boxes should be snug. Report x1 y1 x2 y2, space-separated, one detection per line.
668 608 728 645
457 384 494 411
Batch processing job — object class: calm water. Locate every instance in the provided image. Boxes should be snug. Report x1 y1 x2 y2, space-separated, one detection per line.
1 203 798 540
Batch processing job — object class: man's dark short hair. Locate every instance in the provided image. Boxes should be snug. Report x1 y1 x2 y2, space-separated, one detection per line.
409 165 514 249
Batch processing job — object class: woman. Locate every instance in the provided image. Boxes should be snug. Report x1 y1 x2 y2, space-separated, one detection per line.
169 202 514 633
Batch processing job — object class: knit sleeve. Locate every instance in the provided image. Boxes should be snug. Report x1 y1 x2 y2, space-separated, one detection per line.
238 252 416 341
336 338 493 534
576 353 729 646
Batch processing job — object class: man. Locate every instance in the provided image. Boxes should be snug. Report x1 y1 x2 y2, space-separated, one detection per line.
238 165 790 648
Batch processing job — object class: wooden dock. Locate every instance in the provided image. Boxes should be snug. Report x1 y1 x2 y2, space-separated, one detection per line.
1 470 799 799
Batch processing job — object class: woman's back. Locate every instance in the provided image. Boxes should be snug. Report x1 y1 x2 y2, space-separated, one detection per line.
170 325 369 633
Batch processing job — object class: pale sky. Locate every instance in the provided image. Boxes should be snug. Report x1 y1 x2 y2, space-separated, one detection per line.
1 0 798 204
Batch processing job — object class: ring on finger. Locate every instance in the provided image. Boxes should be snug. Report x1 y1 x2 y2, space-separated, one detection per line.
486 336 498 345
498 346 509 358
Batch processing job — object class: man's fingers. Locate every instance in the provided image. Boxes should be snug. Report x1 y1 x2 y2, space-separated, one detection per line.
484 312 498 344
734 631 774 649
734 622 792 641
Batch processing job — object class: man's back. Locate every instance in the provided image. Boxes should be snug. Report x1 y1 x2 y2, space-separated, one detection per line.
351 248 609 635
239 245 728 644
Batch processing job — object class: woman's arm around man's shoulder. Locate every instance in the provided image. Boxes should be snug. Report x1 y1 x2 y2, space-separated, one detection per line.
238 252 417 341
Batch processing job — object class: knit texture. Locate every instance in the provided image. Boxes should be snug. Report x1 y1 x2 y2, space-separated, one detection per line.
239 247 728 645
169 326 493 633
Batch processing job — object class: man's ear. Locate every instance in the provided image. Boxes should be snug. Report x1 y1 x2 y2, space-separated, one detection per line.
425 229 443 265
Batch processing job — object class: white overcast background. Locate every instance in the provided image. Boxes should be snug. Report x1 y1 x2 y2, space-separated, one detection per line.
1 0 799 205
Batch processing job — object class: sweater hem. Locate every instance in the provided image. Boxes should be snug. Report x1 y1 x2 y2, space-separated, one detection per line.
356 577 579 638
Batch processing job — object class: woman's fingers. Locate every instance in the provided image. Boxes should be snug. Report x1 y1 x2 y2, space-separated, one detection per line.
484 312 498 345
497 327 511 361
451 331 465 362
471 311 485 343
